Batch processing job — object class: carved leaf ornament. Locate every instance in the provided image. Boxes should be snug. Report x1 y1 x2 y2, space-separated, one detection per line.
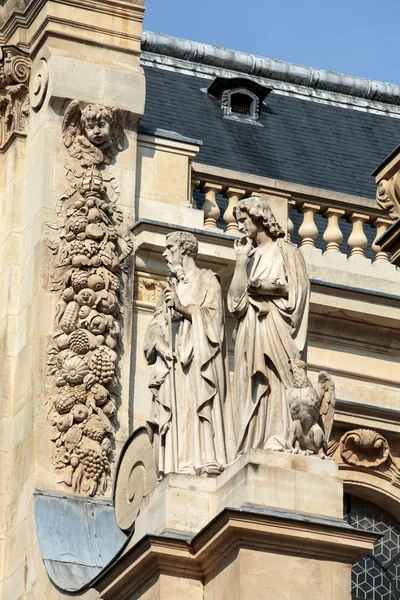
46 100 131 496
0 46 31 150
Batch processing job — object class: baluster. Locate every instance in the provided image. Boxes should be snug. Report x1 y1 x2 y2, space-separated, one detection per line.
348 213 369 258
372 217 391 262
202 182 222 230
323 208 345 253
287 214 294 242
298 203 320 247
190 177 200 209
223 186 245 234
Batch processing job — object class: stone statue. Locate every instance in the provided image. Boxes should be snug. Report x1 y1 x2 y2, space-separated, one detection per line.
228 196 310 454
62 100 125 166
144 231 235 477
287 360 336 457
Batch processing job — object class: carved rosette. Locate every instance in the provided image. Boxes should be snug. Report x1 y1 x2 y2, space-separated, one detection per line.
340 429 390 468
0 46 31 150
46 101 132 497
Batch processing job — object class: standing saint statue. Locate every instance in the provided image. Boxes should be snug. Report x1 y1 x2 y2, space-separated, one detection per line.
228 197 310 454
144 231 235 477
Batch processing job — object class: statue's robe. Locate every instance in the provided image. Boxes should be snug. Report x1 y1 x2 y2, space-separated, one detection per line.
227 239 310 454
144 268 235 476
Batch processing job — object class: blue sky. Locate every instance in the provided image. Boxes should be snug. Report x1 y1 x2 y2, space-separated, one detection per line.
143 0 400 85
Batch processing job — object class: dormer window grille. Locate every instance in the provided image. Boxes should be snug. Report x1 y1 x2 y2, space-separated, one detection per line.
222 88 259 120
207 76 271 124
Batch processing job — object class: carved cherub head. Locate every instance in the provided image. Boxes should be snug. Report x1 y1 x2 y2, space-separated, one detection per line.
62 99 125 166
81 104 112 147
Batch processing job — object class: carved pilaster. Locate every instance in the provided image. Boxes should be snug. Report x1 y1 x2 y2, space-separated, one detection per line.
46 100 133 497
0 45 31 150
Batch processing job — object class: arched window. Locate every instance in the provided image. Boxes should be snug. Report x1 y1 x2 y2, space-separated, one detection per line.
221 88 259 121
345 495 400 599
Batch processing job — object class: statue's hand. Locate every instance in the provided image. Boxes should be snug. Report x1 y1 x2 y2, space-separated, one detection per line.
156 340 174 363
164 287 178 310
247 278 261 295
234 237 253 258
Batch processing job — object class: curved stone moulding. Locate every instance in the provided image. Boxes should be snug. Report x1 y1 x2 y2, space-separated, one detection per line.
46 100 132 497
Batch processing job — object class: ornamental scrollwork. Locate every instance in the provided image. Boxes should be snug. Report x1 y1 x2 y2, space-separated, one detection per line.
376 174 400 220
340 429 390 468
0 46 31 150
46 100 132 497
329 428 400 488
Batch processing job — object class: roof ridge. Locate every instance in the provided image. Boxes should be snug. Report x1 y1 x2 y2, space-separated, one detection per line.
142 31 400 107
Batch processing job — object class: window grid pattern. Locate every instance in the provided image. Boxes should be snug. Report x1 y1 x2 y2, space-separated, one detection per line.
346 496 400 599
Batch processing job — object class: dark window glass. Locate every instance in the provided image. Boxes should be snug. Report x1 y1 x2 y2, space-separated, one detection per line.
345 495 400 599
230 93 253 116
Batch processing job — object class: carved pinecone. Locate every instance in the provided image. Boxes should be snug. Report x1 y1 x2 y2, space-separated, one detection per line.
91 347 116 385
69 216 88 234
71 270 89 292
54 387 77 414
73 384 87 404
69 329 90 355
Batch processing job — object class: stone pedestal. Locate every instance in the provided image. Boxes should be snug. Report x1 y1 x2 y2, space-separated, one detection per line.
96 450 377 600
132 449 343 544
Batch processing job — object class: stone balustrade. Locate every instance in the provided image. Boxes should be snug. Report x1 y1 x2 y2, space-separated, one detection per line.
192 172 392 264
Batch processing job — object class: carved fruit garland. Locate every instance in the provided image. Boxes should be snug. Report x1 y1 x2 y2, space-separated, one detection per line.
46 100 131 496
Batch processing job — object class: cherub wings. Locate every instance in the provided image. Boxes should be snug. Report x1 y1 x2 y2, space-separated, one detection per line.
62 99 84 157
316 371 336 443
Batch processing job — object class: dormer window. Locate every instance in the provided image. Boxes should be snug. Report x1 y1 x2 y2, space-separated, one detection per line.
222 88 259 120
207 76 271 123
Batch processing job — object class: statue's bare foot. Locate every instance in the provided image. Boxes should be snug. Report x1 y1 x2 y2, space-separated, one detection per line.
179 466 196 476
200 462 224 476
265 444 283 452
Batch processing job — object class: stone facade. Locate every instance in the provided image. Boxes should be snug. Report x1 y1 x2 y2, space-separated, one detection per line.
2 2 400 599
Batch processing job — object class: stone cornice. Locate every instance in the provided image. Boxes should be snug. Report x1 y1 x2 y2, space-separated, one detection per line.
0 0 144 51
94 506 377 599
142 31 400 110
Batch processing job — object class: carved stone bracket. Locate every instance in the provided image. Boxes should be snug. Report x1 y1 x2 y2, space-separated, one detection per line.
0 45 31 150
46 100 132 497
376 174 400 220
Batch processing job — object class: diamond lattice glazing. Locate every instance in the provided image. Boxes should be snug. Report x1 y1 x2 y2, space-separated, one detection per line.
346 496 400 599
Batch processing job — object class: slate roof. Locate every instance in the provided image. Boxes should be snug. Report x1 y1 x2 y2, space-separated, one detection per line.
140 64 400 202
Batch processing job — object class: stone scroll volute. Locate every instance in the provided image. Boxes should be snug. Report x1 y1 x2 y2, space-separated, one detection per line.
46 100 132 497
0 46 31 150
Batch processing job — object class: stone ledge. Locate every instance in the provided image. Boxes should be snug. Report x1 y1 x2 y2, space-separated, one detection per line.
94 505 378 600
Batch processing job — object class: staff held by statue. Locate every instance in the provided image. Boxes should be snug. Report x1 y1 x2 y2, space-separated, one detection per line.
165 278 179 473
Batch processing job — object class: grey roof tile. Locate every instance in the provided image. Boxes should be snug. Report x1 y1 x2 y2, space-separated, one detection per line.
140 65 400 202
